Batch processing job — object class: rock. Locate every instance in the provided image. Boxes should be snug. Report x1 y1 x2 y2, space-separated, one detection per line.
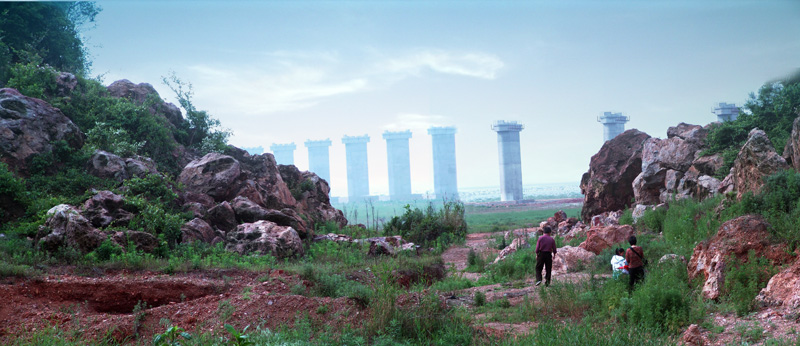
635 134 703 205
81 190 133 228
718 168 735 195
225 220 304 258
553 210 567 223
733 128 790 199
578 224 635 255
631 204 651 222
493 235 530 263
86 150 159 182
563 225 587 242
313 233 355 243
181 218 222 244
679 324 710 346
756 256 800 308
688 215 794 300
658 254 686 264
223 148 295 210
667 123 708 144
206 201 237 233
231 196 308 237
55 72 78 97
580 129 651 222
111 230 158 253
552 246 596 274
38 204 105 254
0 88 84 174
368 239 396 256
692 154 724 176
179 153 242 202
278 164 348 228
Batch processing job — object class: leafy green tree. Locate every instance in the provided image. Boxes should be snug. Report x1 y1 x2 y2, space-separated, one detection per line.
704 70 800 177
0 2 100 84
162 72 231 154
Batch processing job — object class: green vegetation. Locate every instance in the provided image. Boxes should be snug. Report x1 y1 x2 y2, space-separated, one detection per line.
384 201 467 247
465 207 580 234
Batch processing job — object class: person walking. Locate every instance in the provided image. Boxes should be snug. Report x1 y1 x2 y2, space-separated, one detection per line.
625 235 645 291
535 226 557 287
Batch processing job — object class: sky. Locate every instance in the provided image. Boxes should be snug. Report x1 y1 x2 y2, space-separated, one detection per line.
86 0 800 198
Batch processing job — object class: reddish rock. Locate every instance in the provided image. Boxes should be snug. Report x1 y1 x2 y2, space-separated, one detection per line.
206 201 237 233
181 218 221 244
757 256 800 308
580 129 651 222
553 210 567 223
278 164 347 228
692 154 724 176
552 246 596 274
688 215 794 300
55 72 78 97
231 196 308 237
81 190 133 228
679 324 710 346
667 123 708 144
0 88 84 174
789 116 800 172
578 224 634 255
733 128 790 199
179 153 243 202
112 230 158 253
225 220 304 259
635 134 703 205
493 235 530 263
38 204 105 254
368 240 396 256
107 79 184 128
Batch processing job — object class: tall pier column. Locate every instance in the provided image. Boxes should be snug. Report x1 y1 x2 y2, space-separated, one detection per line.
491 121 524 202
342 135 370 201
383 130 413 200
270 143 296 165
428 126 458 199
305 139 332 183
597 112 630 142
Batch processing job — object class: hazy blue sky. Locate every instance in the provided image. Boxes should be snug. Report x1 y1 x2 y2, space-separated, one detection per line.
87 0 800 197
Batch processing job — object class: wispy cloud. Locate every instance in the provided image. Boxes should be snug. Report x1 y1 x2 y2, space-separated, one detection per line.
384 113 451 131
382 49 504 79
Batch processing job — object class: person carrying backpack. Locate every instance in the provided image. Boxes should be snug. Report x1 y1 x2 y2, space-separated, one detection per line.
625 235 645 291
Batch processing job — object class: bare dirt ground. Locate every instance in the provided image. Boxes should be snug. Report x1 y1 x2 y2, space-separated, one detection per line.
0 269 365 344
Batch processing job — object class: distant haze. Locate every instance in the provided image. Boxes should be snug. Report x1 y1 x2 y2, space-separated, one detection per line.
88 0 800 197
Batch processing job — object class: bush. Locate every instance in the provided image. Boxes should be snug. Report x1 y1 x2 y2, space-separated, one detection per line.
383 201 466 247
723 250 778 316
626 261 696 333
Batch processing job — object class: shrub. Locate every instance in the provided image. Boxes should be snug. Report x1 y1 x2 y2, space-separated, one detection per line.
723 250 778 316
627 261 696 333
0 162 28 221
384 201 466 247
473 291 486 307
91 238 123 261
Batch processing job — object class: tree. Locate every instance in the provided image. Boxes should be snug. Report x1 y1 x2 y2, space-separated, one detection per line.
0 2 100 84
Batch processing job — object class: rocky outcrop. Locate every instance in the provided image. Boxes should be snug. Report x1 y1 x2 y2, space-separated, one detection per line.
580 129 651 222
111 230 158 253
578 224 635 255
177 150 347 241
784 116 800 171
81 190 133 228
679 324 710 346
756 256 800 308
107 79 184 129
552 246 596 274
278 164 347 228
732 128 790 199
493 235 530 264
86 150 159 183
225 220 304 259
633 123 720 205
0 88 84 174
38 204 105 254
688 215 794 300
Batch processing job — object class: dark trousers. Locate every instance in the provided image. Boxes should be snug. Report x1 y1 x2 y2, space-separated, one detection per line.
535 251 552 285
629 266 645 290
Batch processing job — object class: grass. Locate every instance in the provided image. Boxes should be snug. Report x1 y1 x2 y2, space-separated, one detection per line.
465 207 580 234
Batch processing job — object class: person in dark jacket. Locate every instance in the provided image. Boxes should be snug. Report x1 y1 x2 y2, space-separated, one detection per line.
535 226 557 287
625 235 645 291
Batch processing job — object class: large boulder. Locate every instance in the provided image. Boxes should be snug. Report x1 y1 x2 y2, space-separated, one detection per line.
226 220 304 258
0 88 84 174
580 129 651 222
86 150 158 183
691 154 724 176
38 204 105 254
552 246 597 274
756 256 800 308
224 147 296 210
732 128 790 199
81 190 133 228
278 164 348 228
787 116 800 172
178 153 243 202
111 230 158 253
578 224 635 255
231 196 308 236
493 235 530 264
688 215 794 300
634 127 704 205
180 218 223 244
206 201 237 233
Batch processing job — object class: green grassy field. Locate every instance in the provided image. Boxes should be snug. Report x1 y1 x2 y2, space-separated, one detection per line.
465 207 581 233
